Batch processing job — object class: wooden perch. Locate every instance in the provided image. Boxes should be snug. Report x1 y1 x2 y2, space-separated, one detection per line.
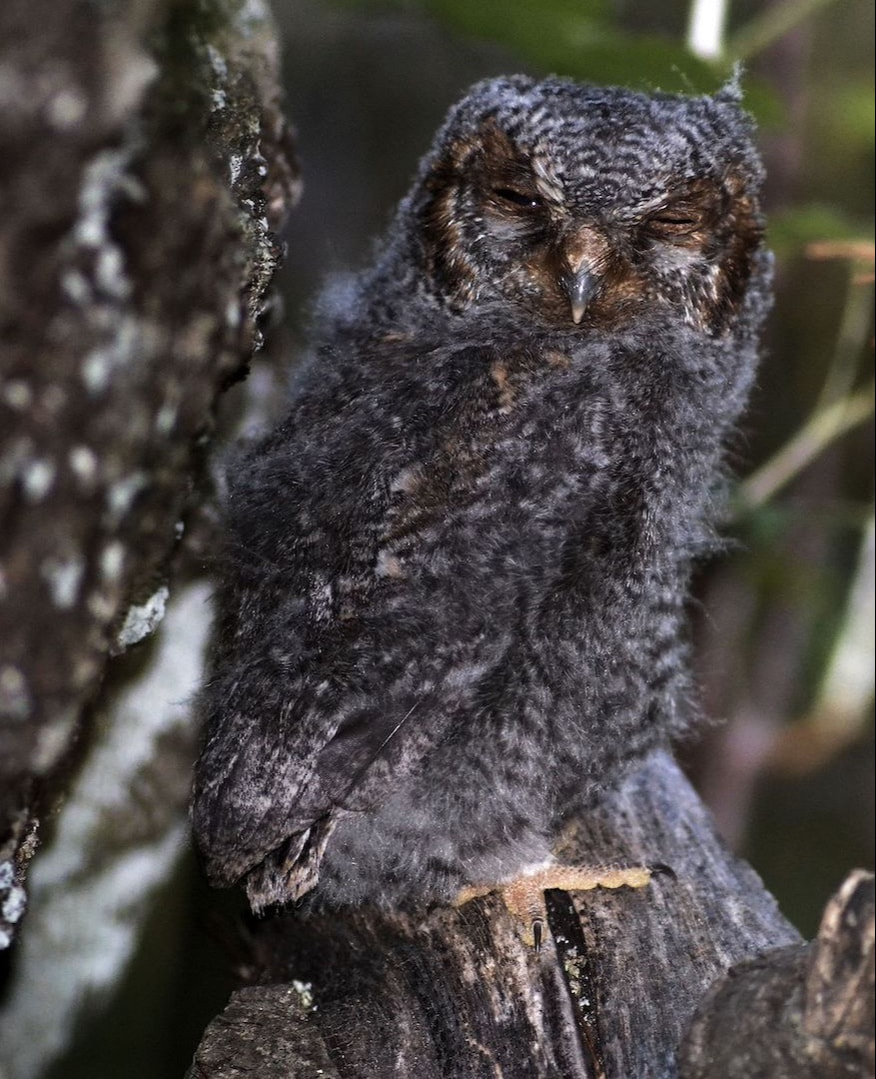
680 868 875 1078
190 750 872 1078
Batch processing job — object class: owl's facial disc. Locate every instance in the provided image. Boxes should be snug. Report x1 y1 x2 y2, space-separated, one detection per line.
418 105 763 335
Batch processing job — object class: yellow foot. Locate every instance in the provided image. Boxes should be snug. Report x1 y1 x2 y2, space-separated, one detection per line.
455 863 673 951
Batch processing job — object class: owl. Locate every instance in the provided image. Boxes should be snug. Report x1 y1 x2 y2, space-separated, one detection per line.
192 75 771 941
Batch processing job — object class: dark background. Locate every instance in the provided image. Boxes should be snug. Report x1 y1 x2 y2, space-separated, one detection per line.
31 0 876 1074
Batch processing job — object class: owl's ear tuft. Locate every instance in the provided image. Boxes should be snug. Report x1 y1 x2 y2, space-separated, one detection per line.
714 64 745 106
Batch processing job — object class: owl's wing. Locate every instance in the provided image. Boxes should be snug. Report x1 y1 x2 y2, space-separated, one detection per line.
193 340 526 907
192 324 691 908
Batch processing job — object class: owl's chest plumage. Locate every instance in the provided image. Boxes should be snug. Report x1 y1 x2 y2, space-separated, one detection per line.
218 321 718 907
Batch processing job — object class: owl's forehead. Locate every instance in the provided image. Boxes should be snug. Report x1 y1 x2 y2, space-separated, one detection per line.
515 102 717 199
449 77 751 211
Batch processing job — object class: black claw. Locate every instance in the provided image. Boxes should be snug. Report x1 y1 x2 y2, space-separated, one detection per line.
533 918 544 953
648 862 677 881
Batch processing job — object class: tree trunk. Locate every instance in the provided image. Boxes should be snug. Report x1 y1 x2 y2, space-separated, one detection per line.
0 0 298 953
189 751 875 1078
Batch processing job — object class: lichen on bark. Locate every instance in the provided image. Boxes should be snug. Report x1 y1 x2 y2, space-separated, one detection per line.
0 0 299 954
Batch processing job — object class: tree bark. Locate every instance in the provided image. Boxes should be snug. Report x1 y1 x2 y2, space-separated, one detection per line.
0 0 298 951
191 752 872 1078
680 868 874 1079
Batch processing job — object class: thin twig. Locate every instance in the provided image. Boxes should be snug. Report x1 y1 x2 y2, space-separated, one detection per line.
814 264 876 411
738 254 874 510
737 380 874 510
726 0 840 62
769 514 875 775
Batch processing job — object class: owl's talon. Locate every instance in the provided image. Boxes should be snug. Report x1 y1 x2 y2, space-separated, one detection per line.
456 861 669 951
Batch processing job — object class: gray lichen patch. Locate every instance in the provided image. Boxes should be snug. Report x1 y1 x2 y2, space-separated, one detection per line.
32 708 79 774
116 585 170 648
68 445 99 488
46 87 88 130
2 380 34 410
99 541 126 582
0 815 38 957
79 315 145 396
0 665 31 722
105 471 148 522
2 883 27 924
40 555 86 609
21 458 56 501
154 402 178 433
290 979 316 1013
73 149 140 247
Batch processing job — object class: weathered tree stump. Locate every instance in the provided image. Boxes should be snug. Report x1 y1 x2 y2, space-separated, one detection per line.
189 751 874 1078
681 868 875 1079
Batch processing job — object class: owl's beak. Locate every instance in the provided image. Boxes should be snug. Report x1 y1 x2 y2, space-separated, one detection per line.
563 266 598 325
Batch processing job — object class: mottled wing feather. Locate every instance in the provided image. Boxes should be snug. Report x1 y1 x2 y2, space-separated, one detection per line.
193 343 515 894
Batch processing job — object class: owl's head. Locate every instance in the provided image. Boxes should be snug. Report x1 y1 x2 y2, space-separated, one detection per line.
402 75 766 336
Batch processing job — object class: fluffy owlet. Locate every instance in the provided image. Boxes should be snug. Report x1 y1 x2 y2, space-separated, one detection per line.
193 75 771 939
